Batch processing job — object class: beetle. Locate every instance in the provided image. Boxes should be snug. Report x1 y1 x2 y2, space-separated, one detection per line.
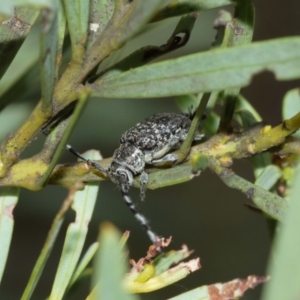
67 112 203 244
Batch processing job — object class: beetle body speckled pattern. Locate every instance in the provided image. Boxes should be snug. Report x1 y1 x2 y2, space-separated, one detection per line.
120 113 192 161
67 112 203 245
108 113 202 192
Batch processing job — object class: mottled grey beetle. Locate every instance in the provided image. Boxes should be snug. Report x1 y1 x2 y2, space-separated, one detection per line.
67 112 203 244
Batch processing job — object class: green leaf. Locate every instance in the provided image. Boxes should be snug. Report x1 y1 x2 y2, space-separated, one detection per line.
37 90 89 187
125 256 200 293
98 12 198 80
0 0 54 15
0 6 39 80
254 165 282 191
49 152 100 300
21 186 74 300
90 37 300 99
235 94 262 126
152 0 237 22
231 0 254 46
87 0 114 48
0 187 19 284
212 10 234 48
0 30 40 114
209 0 254 131
68 242 99 289
176 94 199 114
262 160 300 300
153 246 193 275
235 95 271 177
203 111 219 135
62 0 90 55
91 223 137 300
40 0 66 110
111 0 170 43
214 167 287 222
283 88 300 139
84 0 170 70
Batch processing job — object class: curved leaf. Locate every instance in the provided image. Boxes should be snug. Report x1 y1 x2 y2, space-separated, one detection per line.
87 0 114 48
49 151 100 300
40 0 66 110
152 0 236 22
90 223 136 300
97 12 198 80
283 88 300 139
63 0 90 50
21 185 74 300
91 37 300 99
0 187 19 284
84 0 170 69
254 165 282 191
0 6 39 80
262 160 300 300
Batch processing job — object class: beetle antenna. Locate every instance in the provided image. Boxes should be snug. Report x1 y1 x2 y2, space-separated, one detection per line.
120 188 158 245
66 144 107 174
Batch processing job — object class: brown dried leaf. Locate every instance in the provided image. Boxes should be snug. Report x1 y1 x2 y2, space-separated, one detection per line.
207 275 270 300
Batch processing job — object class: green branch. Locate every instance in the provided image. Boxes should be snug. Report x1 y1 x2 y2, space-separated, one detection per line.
0 111 298 222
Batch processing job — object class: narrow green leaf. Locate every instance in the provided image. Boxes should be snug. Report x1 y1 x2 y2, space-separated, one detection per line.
37 90 88 187
0 26 40 101
212 10 234 48
0 0 54 15
21 185 75 300
153 246 193 275
119 230 130 249
235 95 271 177
234 95 272 177
0 187 19 283
98 12 198 80
250 151 272 179
0 6 39 79
49 151 100 300
91 37 300 99
152 0 236 22
176 94 199 114
202 91 220 135
254 165 282 191
216 0 254 130
87 0 114 48
203 111 219 135
91 223 137 300
235 94 262 126
215 167 287 221
283 88 300 139
262 160 300 300
84 0 169 70
178 93 210 161
63 0 90 56
112 0 169 43
231 0 255 46
125 257 200 293
40 0 66 110
168 284 210 300
68 242 99 288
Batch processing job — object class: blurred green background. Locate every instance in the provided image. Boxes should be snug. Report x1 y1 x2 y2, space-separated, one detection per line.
0 1 300 299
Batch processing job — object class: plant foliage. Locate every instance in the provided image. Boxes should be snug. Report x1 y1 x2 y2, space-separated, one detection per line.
0 0 299 299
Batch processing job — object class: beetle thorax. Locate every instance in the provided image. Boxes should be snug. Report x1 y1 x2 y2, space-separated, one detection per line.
108 143 145 191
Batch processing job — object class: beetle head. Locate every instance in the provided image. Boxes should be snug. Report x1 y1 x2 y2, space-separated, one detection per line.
108 162 133 193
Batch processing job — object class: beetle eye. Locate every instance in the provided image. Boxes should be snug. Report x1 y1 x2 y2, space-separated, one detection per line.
117 170 126 179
